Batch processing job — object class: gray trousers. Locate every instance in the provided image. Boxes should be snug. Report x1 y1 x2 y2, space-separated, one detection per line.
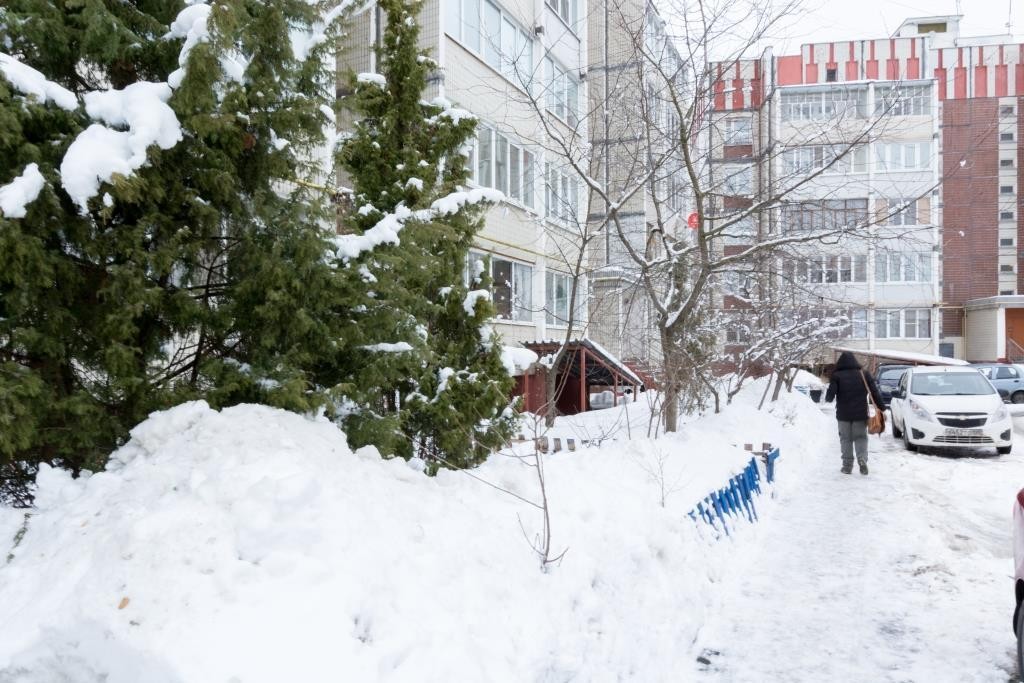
837 420 868 464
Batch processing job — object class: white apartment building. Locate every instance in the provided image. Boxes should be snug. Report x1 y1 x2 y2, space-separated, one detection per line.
342 0 589 346
711 53 942 361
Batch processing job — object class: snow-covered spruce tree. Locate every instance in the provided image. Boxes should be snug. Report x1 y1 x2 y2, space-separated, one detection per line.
0 1 344 502
333 0 516 469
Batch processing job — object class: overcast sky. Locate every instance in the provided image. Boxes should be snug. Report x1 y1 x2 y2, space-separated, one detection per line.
775 0 1018 51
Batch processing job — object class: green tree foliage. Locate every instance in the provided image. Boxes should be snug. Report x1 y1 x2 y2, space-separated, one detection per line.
334 0 516 469
0 0 343 503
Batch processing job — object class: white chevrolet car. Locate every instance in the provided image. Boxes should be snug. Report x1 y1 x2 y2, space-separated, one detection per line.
890 366 1013 454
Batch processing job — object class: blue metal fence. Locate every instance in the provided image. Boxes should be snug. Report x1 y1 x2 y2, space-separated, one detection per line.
687 448 780 537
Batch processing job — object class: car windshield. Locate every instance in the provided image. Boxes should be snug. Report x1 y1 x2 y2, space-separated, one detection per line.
910 372 996 396
879 368 908 381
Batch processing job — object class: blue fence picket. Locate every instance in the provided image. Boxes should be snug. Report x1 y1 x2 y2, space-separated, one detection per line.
686 450 779 536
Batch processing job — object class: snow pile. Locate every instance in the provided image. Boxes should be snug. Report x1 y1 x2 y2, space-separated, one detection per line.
0 163 45 218
500 345 538 375
0 52 78 110
0 390 833 682
60 82 182 211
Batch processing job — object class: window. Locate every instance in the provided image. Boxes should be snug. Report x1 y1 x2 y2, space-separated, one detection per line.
1002 185 1016 195
470 126 536 207
875 308 931 339
886 198 918 226
447 0 533 85
784 254 867 283
721 164 752 195
1002 132 1016 142
780 88 867 121
849 309 868 338
1002 238 1015 247
1001 264 1015 273
1001 211 1015 221
545 0 577 27
472 252 533 321
545 163 579 223
782 145 868 176
874 252 933 283
826 68 838 82
917 22 947 33
1002 290 1016 295
874 141 931 171
874 85 931 116
545 271 570 325
544 56 579 124
1001 105 1016 117
1002 158 1015 168
724 117 752 145
780 199 868 233
997 366 1020 380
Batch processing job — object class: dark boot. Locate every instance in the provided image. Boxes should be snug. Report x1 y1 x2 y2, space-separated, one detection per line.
841 461 853 474
859 460 869 475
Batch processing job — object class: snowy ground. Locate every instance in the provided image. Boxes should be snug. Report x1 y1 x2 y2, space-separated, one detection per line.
1 387 1021 681
694 404 1024 683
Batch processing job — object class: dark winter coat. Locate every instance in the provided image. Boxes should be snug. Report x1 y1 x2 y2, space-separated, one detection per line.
825 351 885 422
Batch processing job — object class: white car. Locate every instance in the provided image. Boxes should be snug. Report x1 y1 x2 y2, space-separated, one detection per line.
890 366 1013 454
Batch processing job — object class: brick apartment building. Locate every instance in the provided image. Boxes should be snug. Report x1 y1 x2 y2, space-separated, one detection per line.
710 14 1024 363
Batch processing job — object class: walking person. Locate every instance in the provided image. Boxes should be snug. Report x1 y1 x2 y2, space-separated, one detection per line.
825 351 886 475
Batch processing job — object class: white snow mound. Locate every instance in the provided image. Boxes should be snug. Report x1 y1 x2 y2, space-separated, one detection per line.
0 391 829 681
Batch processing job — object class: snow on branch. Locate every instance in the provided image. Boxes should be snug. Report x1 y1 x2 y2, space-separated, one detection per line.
0 163 45 218
60 82 182 211
331 187 503 261
0 53 78 111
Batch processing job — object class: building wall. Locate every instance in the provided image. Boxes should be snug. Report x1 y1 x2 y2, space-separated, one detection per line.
942 97 1000 336
966 306 1000 361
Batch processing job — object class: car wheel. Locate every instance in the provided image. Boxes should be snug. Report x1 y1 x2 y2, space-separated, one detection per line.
1013 392 1024 405
901 421 918 452
999 445 1013 455
892 417 902 439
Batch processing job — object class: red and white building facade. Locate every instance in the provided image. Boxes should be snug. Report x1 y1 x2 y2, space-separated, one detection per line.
711 15 1024 362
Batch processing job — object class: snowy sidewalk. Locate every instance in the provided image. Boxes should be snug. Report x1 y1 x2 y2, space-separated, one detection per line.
694 422 1024 682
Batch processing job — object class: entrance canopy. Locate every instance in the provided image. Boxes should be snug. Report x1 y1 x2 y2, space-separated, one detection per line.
831 346 968 368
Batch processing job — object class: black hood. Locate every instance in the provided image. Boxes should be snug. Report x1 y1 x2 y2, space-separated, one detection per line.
834 351 861 371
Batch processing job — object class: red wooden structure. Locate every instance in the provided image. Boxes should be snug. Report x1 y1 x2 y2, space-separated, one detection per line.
512 340 644 416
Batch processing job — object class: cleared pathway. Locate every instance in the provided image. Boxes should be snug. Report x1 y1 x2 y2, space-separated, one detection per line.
694 415 1024 682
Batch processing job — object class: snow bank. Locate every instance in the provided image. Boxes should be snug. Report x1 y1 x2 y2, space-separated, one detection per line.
0 386 832 681
0 163 45 218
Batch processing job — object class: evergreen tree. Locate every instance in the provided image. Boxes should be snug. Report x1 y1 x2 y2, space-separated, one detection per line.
334 0 516 469
0 0 344 503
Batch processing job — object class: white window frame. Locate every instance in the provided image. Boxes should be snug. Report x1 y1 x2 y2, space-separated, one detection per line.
874 308 931 339
544 55 580 125
779 88 867 121
469 251 534 322
545 162 579 224
469 124 536 209
446 0 534 88
874 84 931 117
874 141 931 172
874 252 933 283
724 117 752 145
545 0 577 29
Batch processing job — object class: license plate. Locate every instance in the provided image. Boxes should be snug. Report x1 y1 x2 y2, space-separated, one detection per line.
944 428 983 437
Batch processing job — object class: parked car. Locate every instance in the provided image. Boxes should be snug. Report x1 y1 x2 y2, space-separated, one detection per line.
889 366 1012 454
970 363 1024 403
875 364 912 407
1013 489 1024 677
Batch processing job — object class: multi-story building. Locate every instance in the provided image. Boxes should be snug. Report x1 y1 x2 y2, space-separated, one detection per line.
711 14 1024 363
586 0 690 370
340 0 589 347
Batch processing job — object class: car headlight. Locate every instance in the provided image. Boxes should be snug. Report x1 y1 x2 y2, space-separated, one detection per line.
992 405 1009 422
909 399 933 422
